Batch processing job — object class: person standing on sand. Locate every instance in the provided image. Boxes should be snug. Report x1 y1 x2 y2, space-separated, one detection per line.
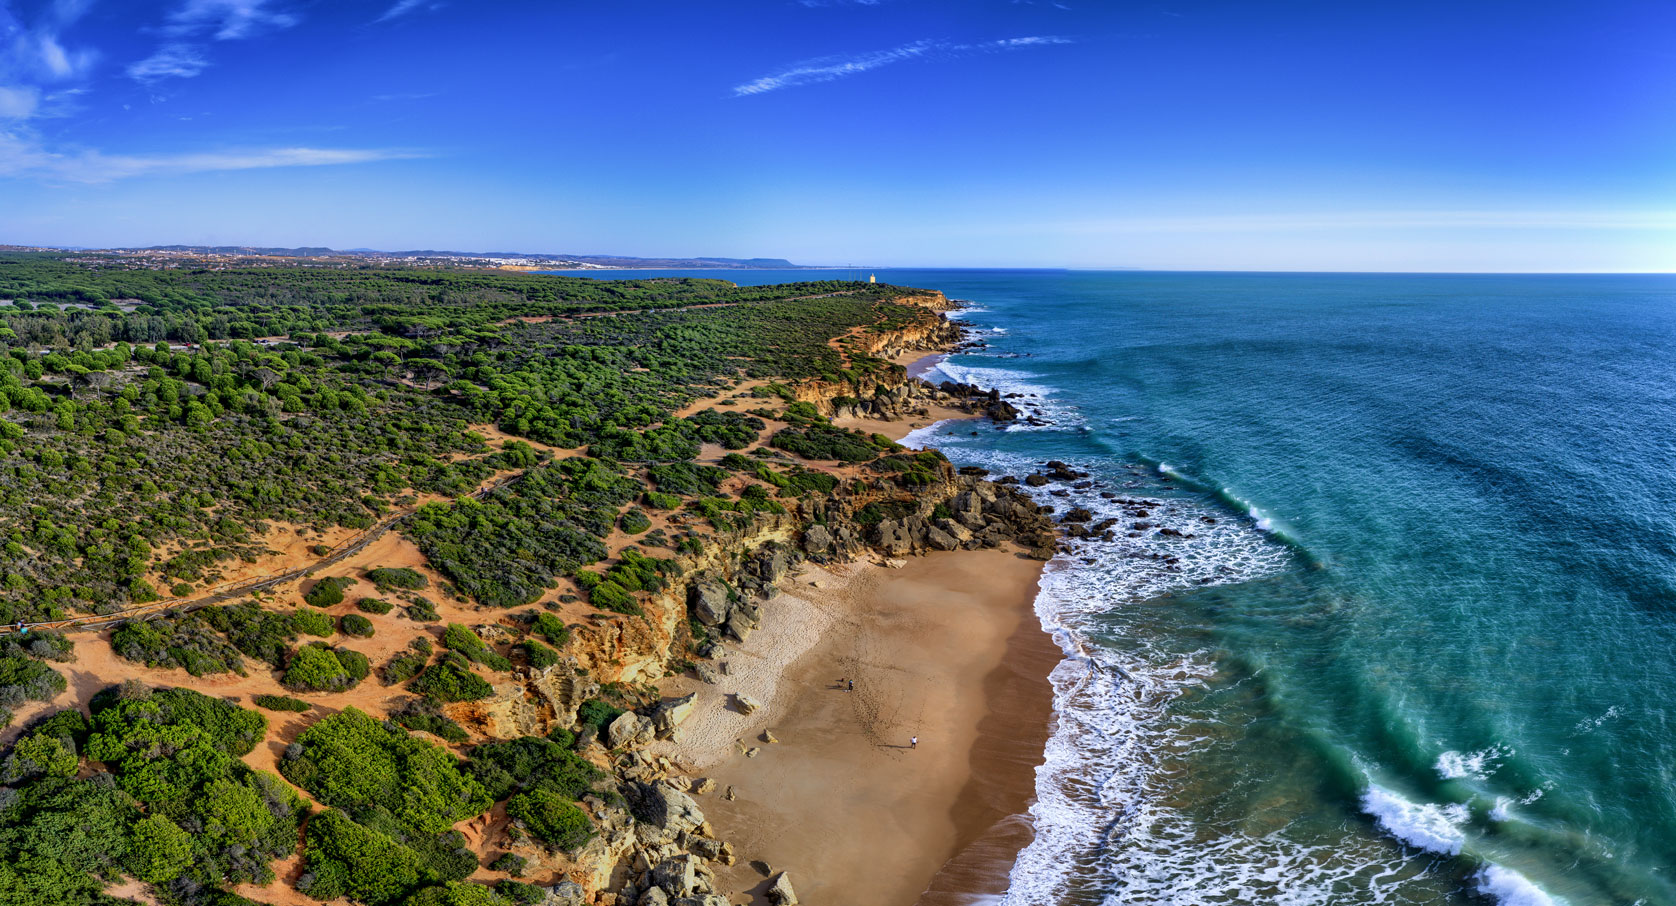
848 679 854 692
911 736 918 749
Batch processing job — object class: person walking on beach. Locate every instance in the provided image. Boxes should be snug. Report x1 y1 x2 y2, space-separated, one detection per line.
847 679 854 692
911 736 918 749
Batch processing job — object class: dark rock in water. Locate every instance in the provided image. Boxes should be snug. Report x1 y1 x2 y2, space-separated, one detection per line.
1132 522 1152 531
1024 474 1050 487
997 475 1020 485
1100 491 1118 499
1091 518 1119 532
1061 507 1095 523
1158 527 1191 538
1050 489 1070 498
1072 480 1094 490
958 466 990 477
1201 516 1218 524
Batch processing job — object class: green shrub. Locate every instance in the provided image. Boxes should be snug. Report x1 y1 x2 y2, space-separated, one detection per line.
383 637 433 685
296 808 427 905
368 567 429 590
390 696 470 744
282 642 364 692
588 581 640 616
528 611 570 647
304 575 354 608
404 597 441 622
576 699 622 733
341 613 376 637
440 623 512 671
253 693 311 712
643 490 681 510
489 853 527 877
279 707 491 837
506 789 593 850
619 508 652 534
496 880 545 904
410 653 494 702
292 607 336 637
109 615 244 676
466 735 602 803
358 596 395 614
520 639 561 669
403 882 518 906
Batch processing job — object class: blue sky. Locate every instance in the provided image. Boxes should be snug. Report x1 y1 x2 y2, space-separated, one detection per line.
0 0 1672 270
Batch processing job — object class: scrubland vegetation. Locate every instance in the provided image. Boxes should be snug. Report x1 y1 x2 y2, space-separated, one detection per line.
0 252 948 904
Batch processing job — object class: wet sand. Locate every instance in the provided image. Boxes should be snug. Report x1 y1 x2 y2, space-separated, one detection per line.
677 549 1053 905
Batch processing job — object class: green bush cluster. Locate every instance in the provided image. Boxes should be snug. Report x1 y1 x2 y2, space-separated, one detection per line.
341 613 376 637
367 567 429 590
527 611 570 647
410 653 493 702
505 789 593 851
282 642 370 692
439 623 512 672
389 696 469 744
771 422 894 463
304 575 355 608
382 637 433 685
358 596 396 614
404 458 635 608
0 686 306 901
279 708 493 904
252 693 311 712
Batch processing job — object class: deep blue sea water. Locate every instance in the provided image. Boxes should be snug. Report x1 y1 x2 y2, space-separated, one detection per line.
550 270 1676 906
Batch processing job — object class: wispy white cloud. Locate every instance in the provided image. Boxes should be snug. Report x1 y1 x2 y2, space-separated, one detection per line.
734 35 1072 96
126 44 209 82
162 0 297 40
0 131 423 183
376 0 444 23
0 1 98 122
0 86 40 119
126 0 296 84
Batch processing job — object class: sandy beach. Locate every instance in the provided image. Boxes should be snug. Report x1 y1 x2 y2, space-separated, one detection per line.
659 548 1054 905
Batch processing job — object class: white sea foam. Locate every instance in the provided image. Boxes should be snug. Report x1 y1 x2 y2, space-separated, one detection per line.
1476 864 1568 906
927 361 1082 431
1360 785 1468 855
962 455 1438 904
1436 744 1512 781
1490 787 1547 822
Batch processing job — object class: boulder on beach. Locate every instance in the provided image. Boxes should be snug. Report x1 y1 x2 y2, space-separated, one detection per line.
735 693 763 714
689 580 732 626
767 872 799 905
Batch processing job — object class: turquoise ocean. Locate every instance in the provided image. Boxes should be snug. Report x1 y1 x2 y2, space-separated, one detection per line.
551 270 1676 906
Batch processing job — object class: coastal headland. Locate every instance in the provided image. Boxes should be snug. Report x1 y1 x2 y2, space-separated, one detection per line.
0 253 1065 906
